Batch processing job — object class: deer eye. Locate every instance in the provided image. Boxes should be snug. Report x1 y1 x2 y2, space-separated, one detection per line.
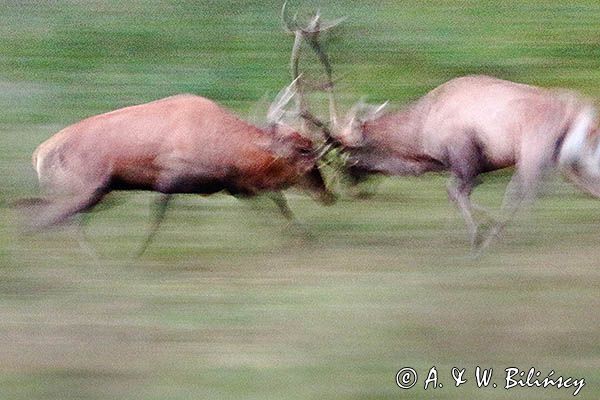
298 147 313 156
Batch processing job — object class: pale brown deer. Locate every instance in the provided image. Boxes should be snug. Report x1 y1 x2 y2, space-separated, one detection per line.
286 11 600 250
23 79 335 254
335 76 600 250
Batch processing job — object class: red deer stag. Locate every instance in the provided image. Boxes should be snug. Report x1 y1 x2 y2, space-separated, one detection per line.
24 79 335 255
287 16 600 250
335 76 600 250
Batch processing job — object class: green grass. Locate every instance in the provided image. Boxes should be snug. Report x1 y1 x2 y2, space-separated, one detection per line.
1 1 599 399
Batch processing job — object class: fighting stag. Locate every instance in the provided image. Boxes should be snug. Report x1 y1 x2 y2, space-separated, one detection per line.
23 79 335 255
288 14 600 250
337 76 600 249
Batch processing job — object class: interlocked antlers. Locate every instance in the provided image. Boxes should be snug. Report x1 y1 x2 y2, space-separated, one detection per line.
281 2 344 146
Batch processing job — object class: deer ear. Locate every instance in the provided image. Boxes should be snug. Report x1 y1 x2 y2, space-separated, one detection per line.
339 100 386 147
357 101 388 123
338 110 365 148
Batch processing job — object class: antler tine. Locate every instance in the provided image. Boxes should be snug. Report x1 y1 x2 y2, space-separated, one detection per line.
284 2 345 34
289 21 308 132
299 109 341 147
374 101 389 115
281 2 299 33
311 16 346 33
306 10 321 33
303 30 338 127
267 75 302 123
304 12 347 34
290 30 303 85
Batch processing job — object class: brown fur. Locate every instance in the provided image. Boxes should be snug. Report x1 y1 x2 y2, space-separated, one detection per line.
28 94 333 230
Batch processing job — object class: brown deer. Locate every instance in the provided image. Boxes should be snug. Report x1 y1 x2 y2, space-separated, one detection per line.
23 79 335 254
285 10 600 250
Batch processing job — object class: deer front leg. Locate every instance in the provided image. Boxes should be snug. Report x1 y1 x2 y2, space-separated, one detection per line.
447 176 479 247
266 192 314 241
446 138 486 248
76 212 99 259
267 191 295 222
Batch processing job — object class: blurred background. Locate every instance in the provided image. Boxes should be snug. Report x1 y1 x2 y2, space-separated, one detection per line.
1 0 599 399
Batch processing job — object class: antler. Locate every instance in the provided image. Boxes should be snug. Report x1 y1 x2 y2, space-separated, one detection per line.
282 2 346 35
281 2 344 144
267 75 302 124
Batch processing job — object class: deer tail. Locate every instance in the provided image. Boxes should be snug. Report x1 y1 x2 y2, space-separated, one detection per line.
558 105 597 170
558 105 600 197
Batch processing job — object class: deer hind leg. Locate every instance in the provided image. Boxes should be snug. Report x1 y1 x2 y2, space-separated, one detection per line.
29 188 107 230
136 193 172 257
560 134 600 198
479 145 554 252
564 169 600 198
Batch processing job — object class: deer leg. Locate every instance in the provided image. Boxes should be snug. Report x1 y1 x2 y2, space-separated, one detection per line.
75 212 99 259
267 191 295 222
31 189 106 230
562 163 600 198
136 193 172 257
477 174 528 252
447 176 478 246
478 151 552 252
446 139 485 247
266 191 315 240
74 193 125 259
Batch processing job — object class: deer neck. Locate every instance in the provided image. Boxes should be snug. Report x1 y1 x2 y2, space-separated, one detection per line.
359 106 441 176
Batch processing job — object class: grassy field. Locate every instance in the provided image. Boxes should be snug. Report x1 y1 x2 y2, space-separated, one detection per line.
1 1 599 399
